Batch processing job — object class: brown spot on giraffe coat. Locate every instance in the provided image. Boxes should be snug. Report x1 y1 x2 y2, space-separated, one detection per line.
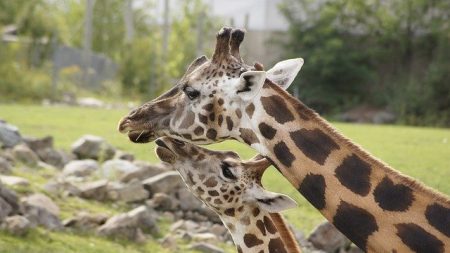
226 116 233 131
206 129 217 140
335 154 372 196
268 237 288 253
261 96 295 124
298 173 326 210
256 220 266 236
264 216 277 234
224 208 235 217
333 201 378 251
425 203 450 237
198 114 208 124
273 141 295 167
395 223 444 253
244 233 264 248
239 128 259 145
204 177 218 188
259 122 277 140
245 103 255 118
373 176 415 211
194 126 204 136
289 128 339 165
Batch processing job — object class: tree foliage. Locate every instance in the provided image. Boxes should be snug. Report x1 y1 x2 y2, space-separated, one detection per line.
281 0 450 126
0 0 218 102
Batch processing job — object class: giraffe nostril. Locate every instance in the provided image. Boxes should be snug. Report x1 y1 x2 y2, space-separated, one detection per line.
118 118 131 132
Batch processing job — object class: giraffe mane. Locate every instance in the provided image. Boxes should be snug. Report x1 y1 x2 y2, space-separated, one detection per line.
267 80 450 206
269 213 302 253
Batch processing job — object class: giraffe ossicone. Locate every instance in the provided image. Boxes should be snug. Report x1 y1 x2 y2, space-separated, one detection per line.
154 136 301 253
119 27 450 252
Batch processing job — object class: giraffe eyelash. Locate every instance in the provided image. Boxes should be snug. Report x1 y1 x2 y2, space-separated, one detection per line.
221 162 237 180
183 85 200 100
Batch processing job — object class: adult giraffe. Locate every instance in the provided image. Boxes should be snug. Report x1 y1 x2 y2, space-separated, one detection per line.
119 27 450 252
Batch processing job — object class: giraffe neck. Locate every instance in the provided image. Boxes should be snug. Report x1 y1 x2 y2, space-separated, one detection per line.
239 80 450 252
220 205 302 253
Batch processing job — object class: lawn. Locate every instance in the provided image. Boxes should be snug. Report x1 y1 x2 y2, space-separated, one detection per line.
1 104 449 251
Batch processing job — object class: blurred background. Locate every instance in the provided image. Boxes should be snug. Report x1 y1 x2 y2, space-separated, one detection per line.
1 0 449 126
0 1 449 253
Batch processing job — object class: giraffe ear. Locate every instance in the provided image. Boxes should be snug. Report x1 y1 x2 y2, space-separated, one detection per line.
266 58 304 90
247 186 297 212
235 71 266 101
256 190 297 213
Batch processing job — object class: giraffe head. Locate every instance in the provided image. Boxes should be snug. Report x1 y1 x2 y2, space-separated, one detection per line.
154 136 297 214
118 27 303 145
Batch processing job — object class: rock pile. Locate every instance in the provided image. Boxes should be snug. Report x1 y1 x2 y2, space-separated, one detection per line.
0 120 363 253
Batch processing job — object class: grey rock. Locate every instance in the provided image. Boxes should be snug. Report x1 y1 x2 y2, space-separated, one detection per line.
3 215 31 236
308 221 351 253
21 194 61 230
189 243 224 253
63 212 108 231
0 197 13 221
338 106 396 124
0 175 29 187
79 179 109 201
190 213 209 222
161 211 175 222
347 246 364 253
43 180 81 197
120 161 167 183
191 232 219 241
373 111 396 124
63 159 99 177
101 159 139 180
209 224 228 238
160 234 178 250
0 150 15 165
0 122 22 148
71 135 115 161
170 219 186 232
22 193 60 216
77 97 105 108
36 148 68 169
113 150 135 161
148 192 178 211
97 205 158 241
37 161 58 171
0 157 12 174
197 207 221 223
176 188 203 211
23 136 53 151
12 144 39 166
0 183 20 213
107 180 149 202
142 171 184 196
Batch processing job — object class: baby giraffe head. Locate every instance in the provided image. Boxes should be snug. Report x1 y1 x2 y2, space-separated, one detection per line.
154 136 297 215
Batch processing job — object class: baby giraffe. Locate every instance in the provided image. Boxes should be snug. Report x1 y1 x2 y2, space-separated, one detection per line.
155 136 302 253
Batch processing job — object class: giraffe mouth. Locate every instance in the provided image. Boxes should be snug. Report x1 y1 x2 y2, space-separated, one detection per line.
155 138 177 163
127 130 156 143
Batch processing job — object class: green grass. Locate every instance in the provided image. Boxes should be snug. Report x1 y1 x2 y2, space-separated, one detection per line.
1 104 449 250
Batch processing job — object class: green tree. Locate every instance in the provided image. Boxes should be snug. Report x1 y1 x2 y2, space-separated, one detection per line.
281 0 450 126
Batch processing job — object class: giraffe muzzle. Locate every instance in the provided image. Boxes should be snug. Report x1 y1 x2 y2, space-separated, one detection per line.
118 117 157 143
155 138 177 163
127 130 155 143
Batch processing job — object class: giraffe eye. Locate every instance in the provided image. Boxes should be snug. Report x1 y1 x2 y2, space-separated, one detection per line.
221 162 237 180
183 86 200 100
